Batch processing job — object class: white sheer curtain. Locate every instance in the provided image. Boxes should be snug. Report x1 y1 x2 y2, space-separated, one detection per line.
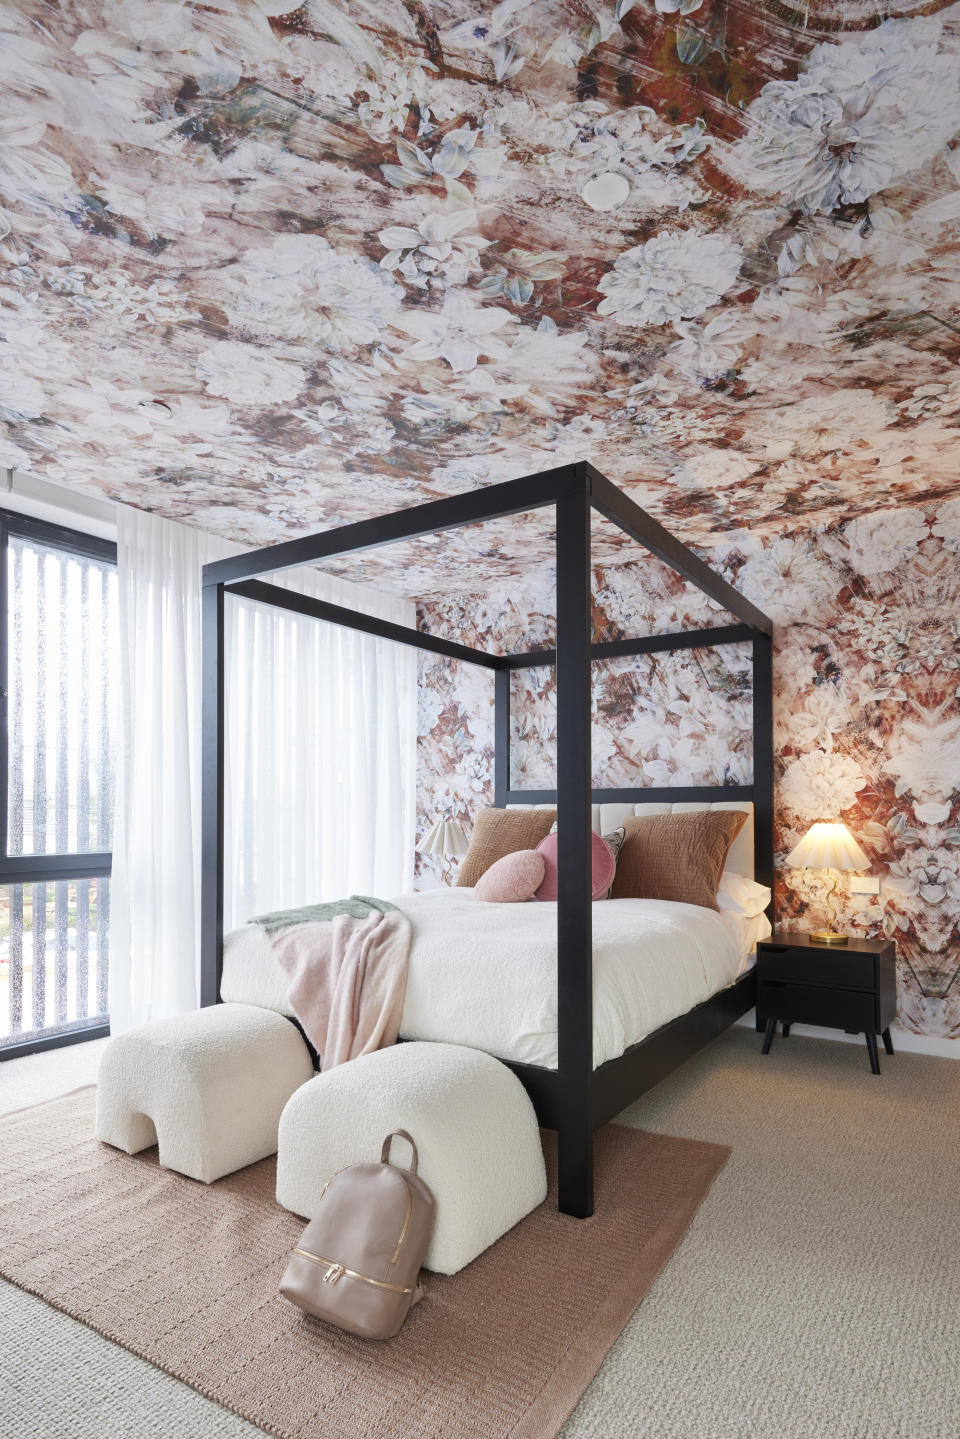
109 508 416 1033
223 569 417 929
109 511 232 1033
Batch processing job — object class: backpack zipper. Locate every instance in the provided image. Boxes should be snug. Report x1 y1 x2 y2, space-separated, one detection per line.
293 1248 415 1295
390 1186 412 1264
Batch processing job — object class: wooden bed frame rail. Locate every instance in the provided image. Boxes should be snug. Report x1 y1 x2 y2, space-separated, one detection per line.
200 462 774 1220
501 968 757 1132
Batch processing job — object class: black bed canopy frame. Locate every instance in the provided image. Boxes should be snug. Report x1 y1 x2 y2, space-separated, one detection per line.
200 461 774 1219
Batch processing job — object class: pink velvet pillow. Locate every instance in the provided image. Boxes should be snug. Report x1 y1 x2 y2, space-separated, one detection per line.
534 831 616 903
473 849 546 903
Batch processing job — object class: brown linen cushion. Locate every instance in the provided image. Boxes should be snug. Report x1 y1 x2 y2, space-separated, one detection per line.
456 807 557 887
609 810 748 910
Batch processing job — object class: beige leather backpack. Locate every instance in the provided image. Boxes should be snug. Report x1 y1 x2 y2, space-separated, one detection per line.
280 1130 435 1340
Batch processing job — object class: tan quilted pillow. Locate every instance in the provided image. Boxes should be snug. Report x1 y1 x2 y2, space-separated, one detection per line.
609 810 748 910
457 807 557 888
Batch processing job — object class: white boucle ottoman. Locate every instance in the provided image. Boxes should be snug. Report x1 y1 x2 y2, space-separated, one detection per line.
276 1042 547 1275
96 1003 314 1183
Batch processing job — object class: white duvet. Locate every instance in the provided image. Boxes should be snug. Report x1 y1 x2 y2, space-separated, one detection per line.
222 890 768 1070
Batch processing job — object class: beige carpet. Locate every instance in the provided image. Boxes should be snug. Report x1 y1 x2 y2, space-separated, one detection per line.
0 1090 727 1439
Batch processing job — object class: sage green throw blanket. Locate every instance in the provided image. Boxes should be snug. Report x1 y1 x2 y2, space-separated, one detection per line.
251 896 411 1070
253 896 399 936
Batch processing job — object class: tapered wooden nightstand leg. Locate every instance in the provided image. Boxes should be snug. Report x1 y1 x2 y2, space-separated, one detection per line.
782 1024 791 1038
865 1032 881 1075
761 1017 776 1054
882 1028 894 1056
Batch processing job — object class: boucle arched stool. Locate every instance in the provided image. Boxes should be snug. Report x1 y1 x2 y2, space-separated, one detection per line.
276 1042 547 1275
96 1003 314 1183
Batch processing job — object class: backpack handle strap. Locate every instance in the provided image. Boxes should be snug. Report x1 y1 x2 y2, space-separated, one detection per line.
380 1130 418 1176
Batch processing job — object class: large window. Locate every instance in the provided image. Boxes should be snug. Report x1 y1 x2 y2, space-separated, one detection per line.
0 511 117 1057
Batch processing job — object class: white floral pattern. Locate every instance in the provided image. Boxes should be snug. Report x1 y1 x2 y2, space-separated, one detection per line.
732 19 960 214
195 343 307 405
597 229 744 328
779 750 868 820
1 2 960 1036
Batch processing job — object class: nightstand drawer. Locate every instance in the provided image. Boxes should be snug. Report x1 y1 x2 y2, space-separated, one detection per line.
758 979 876 1031
759 946 875 991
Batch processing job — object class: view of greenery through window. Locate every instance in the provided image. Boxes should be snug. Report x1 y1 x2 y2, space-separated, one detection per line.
0 519 117 1052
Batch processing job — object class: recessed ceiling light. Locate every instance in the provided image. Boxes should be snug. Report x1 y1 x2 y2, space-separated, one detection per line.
581 171 631 212
139 398 173 419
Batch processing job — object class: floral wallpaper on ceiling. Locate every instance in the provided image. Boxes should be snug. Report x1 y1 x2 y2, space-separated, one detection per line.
1 0 960 585
415 499 960 1040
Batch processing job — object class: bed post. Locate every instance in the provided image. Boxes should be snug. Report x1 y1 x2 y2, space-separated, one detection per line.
200 578 225 1007
494 666 510 808
555 472 595 1219
752 629 774 1031
752 631 774 901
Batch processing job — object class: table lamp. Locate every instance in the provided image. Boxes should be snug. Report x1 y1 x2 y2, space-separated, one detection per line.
785 819 870 946
416 816 469 884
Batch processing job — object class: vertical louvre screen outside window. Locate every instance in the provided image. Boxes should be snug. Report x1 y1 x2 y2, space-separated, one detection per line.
0 511 117 1057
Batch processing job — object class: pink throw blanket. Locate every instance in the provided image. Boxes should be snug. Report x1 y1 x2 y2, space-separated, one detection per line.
270 905 412 1070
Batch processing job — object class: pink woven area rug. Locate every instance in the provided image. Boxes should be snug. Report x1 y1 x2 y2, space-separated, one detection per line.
0 1089 729 1439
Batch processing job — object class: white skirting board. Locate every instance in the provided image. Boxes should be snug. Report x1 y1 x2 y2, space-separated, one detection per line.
735 1010 960 1061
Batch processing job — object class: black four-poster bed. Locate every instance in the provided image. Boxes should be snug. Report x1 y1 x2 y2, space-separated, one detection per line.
200 462 774 1219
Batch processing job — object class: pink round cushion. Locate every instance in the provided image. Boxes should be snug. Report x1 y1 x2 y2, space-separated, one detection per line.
533 831 616 903
473 849 546 903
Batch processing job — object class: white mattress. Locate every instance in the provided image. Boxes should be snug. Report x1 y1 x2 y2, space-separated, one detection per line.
221 891 769 1070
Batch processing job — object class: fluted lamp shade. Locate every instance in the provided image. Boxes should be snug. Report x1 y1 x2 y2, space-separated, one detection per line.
786 821 869 873
786 820 870 945
417 817 469 884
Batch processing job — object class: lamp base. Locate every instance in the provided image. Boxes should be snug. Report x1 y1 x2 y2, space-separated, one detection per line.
809 928 849 946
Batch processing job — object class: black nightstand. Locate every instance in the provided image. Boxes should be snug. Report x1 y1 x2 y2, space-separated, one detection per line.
756 932 897 1074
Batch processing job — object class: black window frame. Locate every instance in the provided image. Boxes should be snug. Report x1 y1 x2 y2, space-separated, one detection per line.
0 507 117 1058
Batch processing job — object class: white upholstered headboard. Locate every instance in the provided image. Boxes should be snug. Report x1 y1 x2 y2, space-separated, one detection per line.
506 801 755 880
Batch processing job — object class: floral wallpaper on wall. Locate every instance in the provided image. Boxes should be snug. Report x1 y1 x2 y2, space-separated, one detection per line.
507 644 753 791
415 583 751 869
416 500 960 1040
417 651 496 875
1 0 960 573
415 551 749 869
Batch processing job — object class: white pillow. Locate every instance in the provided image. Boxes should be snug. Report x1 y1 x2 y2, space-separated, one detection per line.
717 871 771 918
